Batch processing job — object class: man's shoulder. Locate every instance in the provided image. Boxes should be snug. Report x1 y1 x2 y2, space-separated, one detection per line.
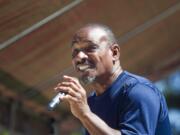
121 71 150 91
122 71 160 100
123 71 150 84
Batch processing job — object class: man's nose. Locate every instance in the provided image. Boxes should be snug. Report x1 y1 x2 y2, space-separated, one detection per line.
76 51 88 60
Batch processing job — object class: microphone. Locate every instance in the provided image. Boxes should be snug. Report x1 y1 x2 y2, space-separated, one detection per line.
47 92 65 111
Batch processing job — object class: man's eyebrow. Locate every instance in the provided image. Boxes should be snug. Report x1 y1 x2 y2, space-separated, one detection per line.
71 39 89 47
72 39 99 48
84 40 99 47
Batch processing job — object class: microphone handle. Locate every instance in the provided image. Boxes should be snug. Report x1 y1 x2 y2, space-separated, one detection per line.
47 92 65 111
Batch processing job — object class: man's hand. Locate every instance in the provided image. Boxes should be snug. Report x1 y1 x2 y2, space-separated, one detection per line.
54 75 121 135
54 75 90 119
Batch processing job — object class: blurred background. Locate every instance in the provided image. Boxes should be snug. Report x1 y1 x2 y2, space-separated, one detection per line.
0 0 180 134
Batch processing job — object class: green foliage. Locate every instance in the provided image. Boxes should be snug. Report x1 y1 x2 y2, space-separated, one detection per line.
0 129 9 135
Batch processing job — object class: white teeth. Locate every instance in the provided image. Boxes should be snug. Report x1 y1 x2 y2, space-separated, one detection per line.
77 65 90 71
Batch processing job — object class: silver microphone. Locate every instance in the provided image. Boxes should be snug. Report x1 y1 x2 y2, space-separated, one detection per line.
47 92 65 111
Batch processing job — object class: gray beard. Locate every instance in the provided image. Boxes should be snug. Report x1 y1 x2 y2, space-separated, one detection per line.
80 75 96 85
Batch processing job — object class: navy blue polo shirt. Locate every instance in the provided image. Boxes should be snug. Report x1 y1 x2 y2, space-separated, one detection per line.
85 71 172 135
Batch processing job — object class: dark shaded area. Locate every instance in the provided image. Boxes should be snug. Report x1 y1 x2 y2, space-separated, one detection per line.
166 93 180 109
0 69 48 105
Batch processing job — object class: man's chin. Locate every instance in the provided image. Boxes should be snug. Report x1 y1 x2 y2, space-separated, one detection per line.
79 75 96 85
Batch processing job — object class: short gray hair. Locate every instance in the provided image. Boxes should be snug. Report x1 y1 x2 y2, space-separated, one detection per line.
72 23 118 46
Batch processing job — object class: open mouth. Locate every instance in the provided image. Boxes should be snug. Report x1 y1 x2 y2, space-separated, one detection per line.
76 64 93 72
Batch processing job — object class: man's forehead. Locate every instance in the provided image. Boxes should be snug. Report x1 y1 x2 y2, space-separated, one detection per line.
88 28 107 43
72 27 107 47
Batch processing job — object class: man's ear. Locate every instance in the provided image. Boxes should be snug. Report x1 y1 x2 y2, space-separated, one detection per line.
110 44 120 61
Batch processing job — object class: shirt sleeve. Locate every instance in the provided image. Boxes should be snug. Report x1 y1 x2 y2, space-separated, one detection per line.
119 83 160 135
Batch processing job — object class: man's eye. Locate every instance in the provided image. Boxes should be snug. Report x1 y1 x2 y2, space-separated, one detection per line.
72 50 79 58
85 48 95 52
72 46 98 58
85 46 98 52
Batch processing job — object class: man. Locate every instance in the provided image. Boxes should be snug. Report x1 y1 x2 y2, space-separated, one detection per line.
55 24 172 135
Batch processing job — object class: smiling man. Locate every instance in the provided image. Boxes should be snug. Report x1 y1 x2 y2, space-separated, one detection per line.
55 24 172 135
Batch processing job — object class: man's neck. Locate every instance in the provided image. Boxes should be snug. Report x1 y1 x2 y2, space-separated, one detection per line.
92 65 123 96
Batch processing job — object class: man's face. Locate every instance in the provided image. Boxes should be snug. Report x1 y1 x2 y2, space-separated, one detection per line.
71 28 114 84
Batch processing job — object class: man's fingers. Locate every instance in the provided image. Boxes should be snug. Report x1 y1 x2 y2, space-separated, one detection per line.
58 82 79 92
63 75 80 87
60 94 78 103
63 75 86 94
57 86 79 97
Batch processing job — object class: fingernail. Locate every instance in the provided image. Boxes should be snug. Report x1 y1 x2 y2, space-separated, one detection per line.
54 87 58 91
